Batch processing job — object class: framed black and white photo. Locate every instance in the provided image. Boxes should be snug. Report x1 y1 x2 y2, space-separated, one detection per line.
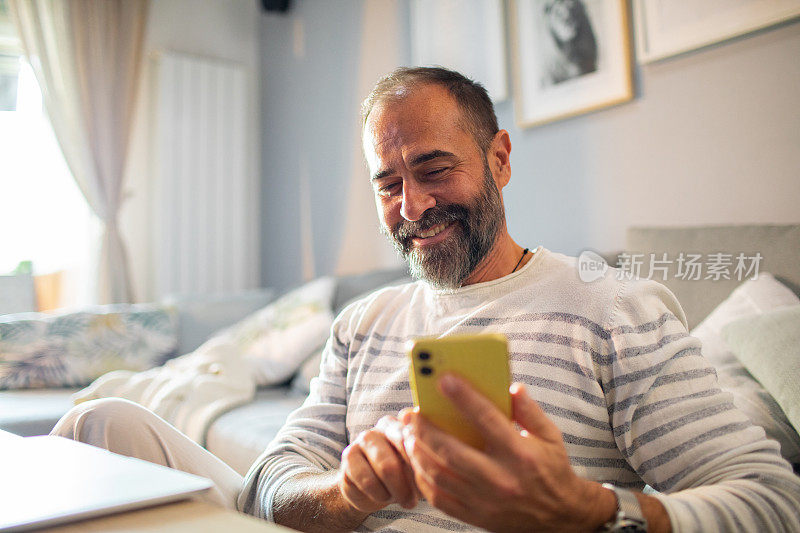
510 0 633 128
634 0 800 63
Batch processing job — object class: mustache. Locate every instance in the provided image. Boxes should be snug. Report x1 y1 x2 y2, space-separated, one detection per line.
390 204 469 243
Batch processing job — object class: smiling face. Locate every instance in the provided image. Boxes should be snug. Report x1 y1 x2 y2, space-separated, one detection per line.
363 84 510 289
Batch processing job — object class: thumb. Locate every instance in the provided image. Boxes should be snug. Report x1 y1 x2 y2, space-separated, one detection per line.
511 383 561 443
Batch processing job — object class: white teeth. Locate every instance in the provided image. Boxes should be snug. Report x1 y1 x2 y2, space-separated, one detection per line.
417 223 448 239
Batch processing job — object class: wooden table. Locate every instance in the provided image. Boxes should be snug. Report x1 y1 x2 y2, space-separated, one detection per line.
41 500 293 532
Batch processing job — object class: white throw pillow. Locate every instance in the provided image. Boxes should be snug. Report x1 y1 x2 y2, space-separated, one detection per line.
209 277 336 386
722 306 800 438
692 273 800 464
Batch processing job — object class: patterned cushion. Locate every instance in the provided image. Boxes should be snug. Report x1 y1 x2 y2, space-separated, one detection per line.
0 305 178 390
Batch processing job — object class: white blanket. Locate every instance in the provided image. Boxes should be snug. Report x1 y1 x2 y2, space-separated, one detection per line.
72 337 255 444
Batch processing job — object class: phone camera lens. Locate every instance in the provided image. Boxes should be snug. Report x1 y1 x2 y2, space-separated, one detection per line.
421 366 433 375
419 351 430 360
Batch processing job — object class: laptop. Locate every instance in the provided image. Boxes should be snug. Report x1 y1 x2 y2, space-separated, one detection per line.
0 435 213 531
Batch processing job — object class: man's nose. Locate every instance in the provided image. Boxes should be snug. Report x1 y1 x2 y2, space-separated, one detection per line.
400 182 436 221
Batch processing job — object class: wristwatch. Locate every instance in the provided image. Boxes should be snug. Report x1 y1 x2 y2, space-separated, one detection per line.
599 483 648 532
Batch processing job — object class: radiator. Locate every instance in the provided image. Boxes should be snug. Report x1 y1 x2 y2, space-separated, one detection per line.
151 52 257 297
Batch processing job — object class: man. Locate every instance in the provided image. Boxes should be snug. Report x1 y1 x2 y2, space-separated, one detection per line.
55 67 800 532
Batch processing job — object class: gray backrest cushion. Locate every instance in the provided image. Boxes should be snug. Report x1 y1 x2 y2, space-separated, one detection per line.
163 288 275 355
626 225 800 329
333 267 410 313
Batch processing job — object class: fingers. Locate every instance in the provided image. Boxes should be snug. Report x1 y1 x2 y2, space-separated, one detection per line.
375 415 420 502
360 430 417 507
437 374 516 451
397 380 579 531
376 415 409 461
340 444 391 511
404 437 477 523
402 415 522 530
340 427 417 512
402 411 511 493
510 382 562 443
410 465 477 524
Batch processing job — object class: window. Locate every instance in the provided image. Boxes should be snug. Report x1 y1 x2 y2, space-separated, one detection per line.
0 3 99 310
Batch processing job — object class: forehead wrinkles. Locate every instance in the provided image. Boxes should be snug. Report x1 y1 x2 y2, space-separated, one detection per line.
364 94 472 169
369 112 405 151
364 106 427 170
363 109 404 171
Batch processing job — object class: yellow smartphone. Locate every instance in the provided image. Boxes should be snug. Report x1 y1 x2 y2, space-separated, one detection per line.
407 333 511 449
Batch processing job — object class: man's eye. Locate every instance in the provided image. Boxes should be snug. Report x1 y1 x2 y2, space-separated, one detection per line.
426 168 446 177
378 183 401 196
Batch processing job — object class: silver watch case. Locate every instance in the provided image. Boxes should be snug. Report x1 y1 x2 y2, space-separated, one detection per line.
600 483 648 532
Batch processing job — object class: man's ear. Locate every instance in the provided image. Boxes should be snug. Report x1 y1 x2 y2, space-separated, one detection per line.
489 130 512 188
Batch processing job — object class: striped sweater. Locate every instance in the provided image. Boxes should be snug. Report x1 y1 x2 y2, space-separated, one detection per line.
239 248 800 531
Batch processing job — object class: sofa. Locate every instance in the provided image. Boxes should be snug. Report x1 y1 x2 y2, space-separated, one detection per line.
0 267 409 473
2 224 799 477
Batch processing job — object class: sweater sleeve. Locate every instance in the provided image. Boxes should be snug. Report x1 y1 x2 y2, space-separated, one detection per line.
236 306 356 519
601 278 800 532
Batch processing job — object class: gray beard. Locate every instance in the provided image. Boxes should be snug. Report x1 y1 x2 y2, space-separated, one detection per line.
381 162 504 290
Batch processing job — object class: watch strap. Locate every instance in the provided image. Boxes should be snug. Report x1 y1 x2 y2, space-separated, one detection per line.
599 483 647 532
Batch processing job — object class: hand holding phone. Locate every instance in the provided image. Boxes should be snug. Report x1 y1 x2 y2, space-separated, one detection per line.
407 333 511 449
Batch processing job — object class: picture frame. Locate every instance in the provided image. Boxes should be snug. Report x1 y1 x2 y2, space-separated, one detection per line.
634 0 800 63
410 0 508 103
510 0 633 128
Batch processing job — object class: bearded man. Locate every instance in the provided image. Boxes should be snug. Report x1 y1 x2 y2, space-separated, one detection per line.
55 67 800 532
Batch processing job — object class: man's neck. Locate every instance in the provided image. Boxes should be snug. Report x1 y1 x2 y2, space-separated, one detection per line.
460 231 529 287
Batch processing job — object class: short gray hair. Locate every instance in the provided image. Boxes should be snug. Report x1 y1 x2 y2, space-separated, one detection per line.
361 66 499 153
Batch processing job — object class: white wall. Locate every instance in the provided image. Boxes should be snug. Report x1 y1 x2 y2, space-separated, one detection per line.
122 0 261 302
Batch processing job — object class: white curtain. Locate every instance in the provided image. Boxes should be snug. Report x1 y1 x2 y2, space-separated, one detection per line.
9 0 148 303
